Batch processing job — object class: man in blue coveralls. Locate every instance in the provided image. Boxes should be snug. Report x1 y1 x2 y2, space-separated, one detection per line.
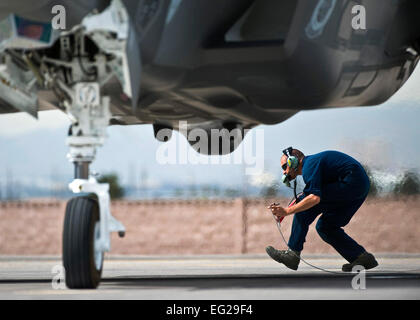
266 147 378 272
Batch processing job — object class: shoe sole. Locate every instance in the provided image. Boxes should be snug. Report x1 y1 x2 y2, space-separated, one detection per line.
342 260 379 272
265 246 299 271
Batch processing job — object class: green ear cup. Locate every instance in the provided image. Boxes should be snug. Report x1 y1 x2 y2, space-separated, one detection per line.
287 156 299 169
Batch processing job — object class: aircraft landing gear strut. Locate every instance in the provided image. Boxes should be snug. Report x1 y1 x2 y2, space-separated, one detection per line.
62 82 125 289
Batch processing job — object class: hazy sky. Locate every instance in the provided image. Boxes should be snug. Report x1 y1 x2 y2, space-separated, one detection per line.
0 64 419 188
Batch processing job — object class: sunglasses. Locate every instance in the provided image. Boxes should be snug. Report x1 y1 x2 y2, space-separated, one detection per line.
281 163 288 171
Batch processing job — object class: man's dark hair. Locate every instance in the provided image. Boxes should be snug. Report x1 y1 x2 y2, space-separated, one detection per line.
291 148 304 160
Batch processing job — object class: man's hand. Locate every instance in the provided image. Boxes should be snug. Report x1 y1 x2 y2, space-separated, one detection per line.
267 203 290 219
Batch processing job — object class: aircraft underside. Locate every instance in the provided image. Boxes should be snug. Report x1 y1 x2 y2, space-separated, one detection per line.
0 1 419 136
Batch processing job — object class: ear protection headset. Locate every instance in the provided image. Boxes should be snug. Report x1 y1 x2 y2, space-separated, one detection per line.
281 147 299 187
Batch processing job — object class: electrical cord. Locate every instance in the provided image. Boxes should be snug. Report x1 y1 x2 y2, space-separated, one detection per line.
273 215 346 275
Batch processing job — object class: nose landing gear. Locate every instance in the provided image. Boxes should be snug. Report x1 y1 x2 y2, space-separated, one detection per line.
62 83 126 289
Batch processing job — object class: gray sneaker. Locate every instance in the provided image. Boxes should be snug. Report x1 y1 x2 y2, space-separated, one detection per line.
265 246 300 270
342 251 378 272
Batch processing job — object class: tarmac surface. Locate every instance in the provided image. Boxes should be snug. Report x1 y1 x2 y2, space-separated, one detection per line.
0 254 419 300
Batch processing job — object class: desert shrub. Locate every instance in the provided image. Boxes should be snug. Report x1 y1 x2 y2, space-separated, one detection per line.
260 183 279 198
94 172 125 200
393 170 420 196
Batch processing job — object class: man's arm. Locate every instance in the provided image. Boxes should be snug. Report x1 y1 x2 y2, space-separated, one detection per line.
268 194 320 218
286 194 320 215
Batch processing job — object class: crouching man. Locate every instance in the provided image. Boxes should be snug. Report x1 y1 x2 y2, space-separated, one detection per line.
266 147 378 272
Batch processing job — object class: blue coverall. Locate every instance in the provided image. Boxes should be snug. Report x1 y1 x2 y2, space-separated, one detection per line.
288 151 370 263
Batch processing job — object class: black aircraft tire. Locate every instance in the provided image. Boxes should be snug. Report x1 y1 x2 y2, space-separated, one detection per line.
63 196 103 289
